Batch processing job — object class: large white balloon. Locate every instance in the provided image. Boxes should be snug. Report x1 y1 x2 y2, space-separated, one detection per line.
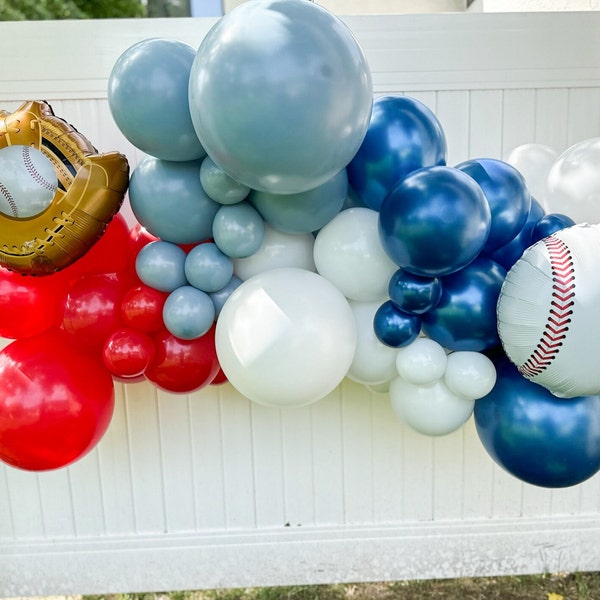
233 223 315 281
347 300 399 385
505 143 558 204
389 377 475 437
544 137 600 223
497 223 600 397
216 268 356 408
313 207 398 301
395 336 447 385
444 351 496 400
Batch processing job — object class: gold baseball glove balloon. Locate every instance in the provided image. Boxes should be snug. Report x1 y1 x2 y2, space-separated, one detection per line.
0 100 129 275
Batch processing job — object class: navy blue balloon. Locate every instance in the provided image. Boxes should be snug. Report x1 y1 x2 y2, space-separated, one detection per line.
475 355 600 488
487 198 545 271
455 158 531 253
531 213 576 244
379 166 491 277
347 95 447 211
373 300 421 348
421 256 506 351
388 269 442 315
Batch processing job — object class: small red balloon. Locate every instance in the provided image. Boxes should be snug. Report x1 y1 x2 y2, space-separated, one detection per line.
120 284 168 333
103 328 155 379
211 367 229 386
145 325 220 394
0 329 115 471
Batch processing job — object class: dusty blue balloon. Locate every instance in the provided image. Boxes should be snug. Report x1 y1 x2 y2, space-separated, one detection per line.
373 300 421 348
135 241 188 293
188 0 373 194
163 285 215 340
455 158 531 253
347 95 447 211
200 156 250 205
108 38 206 161
129 157 220 244
185 243 234 293
212 202 265 258
209 275 242 317
475 354 600 488
250 169 348 234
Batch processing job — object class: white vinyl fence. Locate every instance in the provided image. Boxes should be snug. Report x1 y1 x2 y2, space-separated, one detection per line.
1 11 600 597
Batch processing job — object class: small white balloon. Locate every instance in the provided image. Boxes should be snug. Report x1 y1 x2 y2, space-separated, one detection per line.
444 351 496 400
390 377 475 436
395 336 447 385
347 299 399 385
233 223 315 281
505 143 558 203
313 207 397 301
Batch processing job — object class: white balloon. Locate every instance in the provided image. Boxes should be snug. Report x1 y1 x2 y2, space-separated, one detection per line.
497 223 600 397
395 336 447 385
347 300 399 385
505 143 558 204
313 207 397 301
444 351 496 400
233 223 315 281
389 377 475 437
544 137 600 224
216 267 356 408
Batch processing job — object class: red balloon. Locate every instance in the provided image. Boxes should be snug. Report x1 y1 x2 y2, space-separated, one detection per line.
62 273 127 352
145 326 220 394
103 328 155 378
0 329 115 471
0 267 65 338
211 367 229 386
120 284 168 333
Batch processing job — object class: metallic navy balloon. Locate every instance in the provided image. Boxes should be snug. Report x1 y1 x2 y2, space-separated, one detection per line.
455 158 531 253
475 355 600 488
379 166 491 277
373 300 421 348
388 269 442 315
188 0 372 195
347 95 447 211
531 213 576 243
421 256 506 351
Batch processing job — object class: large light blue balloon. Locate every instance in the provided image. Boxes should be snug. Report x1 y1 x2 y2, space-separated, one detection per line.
188 0 373 194
129 157 220 244
163 285 215 340
135 241 188 293
250 169 348 234
185 242 234 293
212 203 265 258
108 38 206 161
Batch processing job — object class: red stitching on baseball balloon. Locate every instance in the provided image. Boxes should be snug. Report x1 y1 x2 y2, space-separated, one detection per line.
519 236 575 379
518 236 575 379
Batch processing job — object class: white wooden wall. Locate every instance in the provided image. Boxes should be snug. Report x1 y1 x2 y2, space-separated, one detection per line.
1 12 600 596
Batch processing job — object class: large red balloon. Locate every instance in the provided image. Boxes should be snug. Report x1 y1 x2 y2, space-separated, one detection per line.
0 267 65 338
145 326 220 394
0 329 115 471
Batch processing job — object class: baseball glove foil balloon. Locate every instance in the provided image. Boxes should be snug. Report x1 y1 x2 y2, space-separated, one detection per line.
0 100 129 275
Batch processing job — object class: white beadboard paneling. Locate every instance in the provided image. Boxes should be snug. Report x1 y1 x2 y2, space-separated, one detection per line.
436 90 471 166
35 466 78 539
501 89 537 159
534 88 571 152
566 87 600 147
468 90 504 159
3 469 45 539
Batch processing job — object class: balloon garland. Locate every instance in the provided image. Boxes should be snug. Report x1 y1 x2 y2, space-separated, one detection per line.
1 0 599 490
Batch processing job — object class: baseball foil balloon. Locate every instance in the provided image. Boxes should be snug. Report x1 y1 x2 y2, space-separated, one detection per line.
497 223 600 397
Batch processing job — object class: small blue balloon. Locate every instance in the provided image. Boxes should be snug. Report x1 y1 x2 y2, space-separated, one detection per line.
250 169 348 234
108 38 206 161
163 285 215 340
531 213 576 243
388 269 442 315
135 241 188 293
129 157 220 244
200 156 250 205
347 95 447 211
379 166 491 277
373 300 421 348
212 202 265 258
475 354 600 488
455 158 531 253
209 275 243 317
421 256 506 351
185 243 234 293
487 198 545 271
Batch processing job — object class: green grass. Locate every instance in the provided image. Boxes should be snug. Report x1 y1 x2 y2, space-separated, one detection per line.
83 572 600 600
